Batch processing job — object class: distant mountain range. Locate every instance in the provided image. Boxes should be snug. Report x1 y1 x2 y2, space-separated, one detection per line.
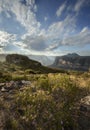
50 53 90 71
0 53 90 71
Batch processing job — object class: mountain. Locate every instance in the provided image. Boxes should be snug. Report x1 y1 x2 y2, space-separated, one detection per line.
28 55 55 66
6 54 61 73
51 53 90 71
6 54 41 68
0 54 55 66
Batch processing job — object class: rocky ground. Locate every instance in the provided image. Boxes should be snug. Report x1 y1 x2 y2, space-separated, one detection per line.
0 80 31 130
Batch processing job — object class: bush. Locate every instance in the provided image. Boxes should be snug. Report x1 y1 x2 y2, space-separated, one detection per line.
0 73 12 82
12 75 27 81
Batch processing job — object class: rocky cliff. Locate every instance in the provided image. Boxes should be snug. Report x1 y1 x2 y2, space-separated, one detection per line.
51 53 90 71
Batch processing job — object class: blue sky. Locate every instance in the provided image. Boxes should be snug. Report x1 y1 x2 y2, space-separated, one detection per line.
0 0 90 56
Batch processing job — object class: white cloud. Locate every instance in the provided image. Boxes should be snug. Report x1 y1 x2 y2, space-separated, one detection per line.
56 2 66 17
66 0 87 16
0 0 90 56
47 26 90 51
74 0 85 13
62 28 90 46
44 17 48 21
80 27 89 33
0 31 16 47
14 41 27 48
0 0 40 35
21 13 77 52
47 15 76 40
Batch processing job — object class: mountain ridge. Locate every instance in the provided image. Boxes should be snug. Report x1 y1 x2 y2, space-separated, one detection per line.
0 54 55 66
50 53 90 71
5 54 62 74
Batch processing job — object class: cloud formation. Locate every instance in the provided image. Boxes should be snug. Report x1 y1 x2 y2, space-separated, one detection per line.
0 0 40 34
0 0 90 55
22 35 47 51
47 27 90 50
74 0 85 13
56 2 66 17
0 31 16 46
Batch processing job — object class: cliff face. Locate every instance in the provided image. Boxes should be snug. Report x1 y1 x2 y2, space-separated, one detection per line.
51 53 90 71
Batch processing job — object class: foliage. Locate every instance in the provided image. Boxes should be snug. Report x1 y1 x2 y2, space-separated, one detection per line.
0 72 12 82
12 75 27 81
15 74 80 130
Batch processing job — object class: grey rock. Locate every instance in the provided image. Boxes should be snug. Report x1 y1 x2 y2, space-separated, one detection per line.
1 87 8 92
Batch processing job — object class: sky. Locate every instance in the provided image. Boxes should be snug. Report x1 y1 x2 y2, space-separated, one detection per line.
0 0 90 56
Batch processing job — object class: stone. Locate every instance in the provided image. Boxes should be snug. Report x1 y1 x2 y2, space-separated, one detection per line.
81 95 90 105
1 87 8 92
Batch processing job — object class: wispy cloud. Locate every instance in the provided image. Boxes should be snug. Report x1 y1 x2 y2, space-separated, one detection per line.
47 27 90 51
0 31 16 47
0 30 18 53
44 16 48 21
74 0 85 14
0 0 40 34
56 2 66 17
0 0 90 55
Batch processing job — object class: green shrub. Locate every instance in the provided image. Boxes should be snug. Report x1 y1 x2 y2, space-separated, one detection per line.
12 75 27 81
0 73 12 82
36 77 52 91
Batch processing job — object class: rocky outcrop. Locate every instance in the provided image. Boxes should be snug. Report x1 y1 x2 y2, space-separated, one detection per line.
0 80 31 92
51 53 90 71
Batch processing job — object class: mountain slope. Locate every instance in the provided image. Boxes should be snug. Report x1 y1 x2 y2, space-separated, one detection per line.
6 54 61 73
0 54 55 66
51 53 90 71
